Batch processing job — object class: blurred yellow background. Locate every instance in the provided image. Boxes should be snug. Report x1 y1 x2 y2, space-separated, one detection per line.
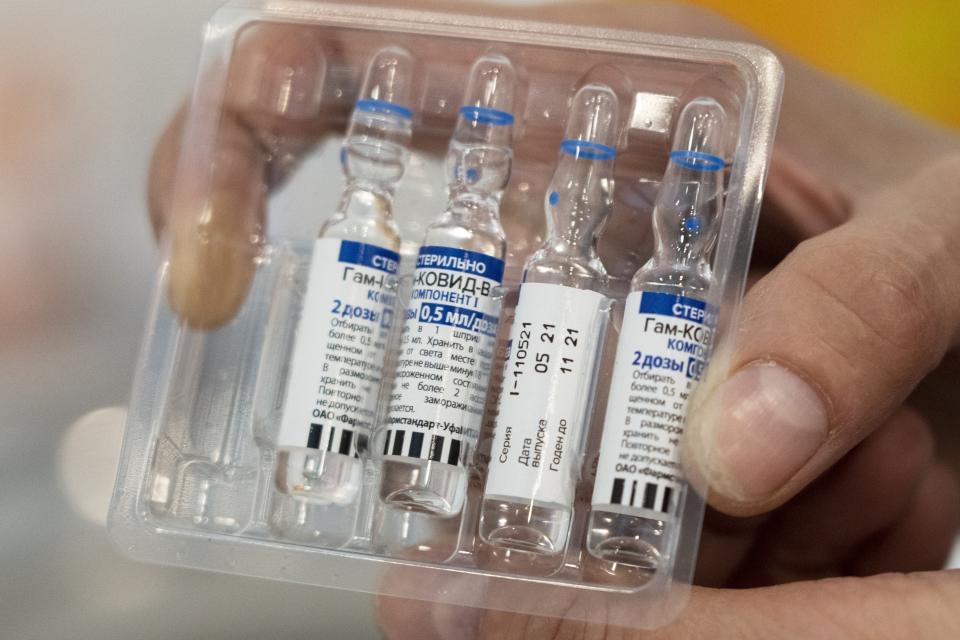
681 0 960 128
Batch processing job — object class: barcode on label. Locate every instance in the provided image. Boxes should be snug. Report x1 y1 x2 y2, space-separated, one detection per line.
382 429 465 466
609 477 674 514
306 423 359 458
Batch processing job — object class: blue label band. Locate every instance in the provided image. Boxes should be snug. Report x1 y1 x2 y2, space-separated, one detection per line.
669 150 725 171
459 105 514 126
416 245 505 282
354 99 413 120
338 240 401 274
638 291 710 325
560 139 616 160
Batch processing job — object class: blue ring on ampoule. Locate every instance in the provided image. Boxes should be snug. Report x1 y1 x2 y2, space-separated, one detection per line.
560 139 617 160
669 150 725 171
459 105 515 126
355 99 413 120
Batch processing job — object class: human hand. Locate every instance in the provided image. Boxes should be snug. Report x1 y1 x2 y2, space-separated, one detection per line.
147 2 960 637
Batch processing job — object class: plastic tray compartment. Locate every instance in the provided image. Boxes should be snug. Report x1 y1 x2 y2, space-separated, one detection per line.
109 0 782 631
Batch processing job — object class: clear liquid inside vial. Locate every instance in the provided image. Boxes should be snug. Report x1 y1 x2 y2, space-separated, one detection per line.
274 47 412 510
587 503 672 573
379 55 514 519
480 496 572 554
378 211 506 517
277 448 364 505
379 458 469 515
586 97 727 578
479 83 618 562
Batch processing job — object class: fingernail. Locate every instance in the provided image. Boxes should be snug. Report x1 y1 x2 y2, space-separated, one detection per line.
167 186 262 330
166 127 266 330
696 361 829 502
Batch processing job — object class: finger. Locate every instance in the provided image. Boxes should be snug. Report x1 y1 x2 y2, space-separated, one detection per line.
154 24 327 328
224 22 332 187
150 25 328 235
610 572 960 640
750 150 852 268
852 462 960 576
378 568 960 639
377 572 476 640
733 407 935 585
686 154 960 515
224 24 327 134
165 115 267 329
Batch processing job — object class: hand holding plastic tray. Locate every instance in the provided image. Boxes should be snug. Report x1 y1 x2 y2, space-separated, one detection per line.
118 0 950 632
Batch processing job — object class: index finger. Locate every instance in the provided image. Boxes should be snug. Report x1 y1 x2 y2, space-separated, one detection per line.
154 23 329 329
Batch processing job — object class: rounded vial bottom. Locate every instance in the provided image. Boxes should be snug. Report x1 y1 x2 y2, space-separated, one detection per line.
479 495 572 556
269 493 357 548
373 504 462 563
586 508 669 578
276 447 362 505
150 458 255 533
379 458 467 517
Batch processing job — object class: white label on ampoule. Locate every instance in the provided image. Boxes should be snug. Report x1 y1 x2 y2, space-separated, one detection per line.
484 283 607 506
276 237 399 457
591 291 711 517
382 246 504 467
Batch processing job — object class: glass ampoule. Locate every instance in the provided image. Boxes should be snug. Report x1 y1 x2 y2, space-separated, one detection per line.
479 83 618 559
274 47 414 505
587 97 726 577
378 54 516 517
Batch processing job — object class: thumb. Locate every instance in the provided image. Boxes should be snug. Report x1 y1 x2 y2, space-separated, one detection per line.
685 154 960 515
530 571 960 639
378 568 960 639
660 570 960 640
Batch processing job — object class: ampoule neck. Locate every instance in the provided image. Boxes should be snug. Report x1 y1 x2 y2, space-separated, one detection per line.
339 180 394 216
448 189 501 219
426 192 506 257
544 201 608 254
632 255 711 295
525 241 607 290
543 234 599 257
544 150 614 250
351 175 395 196
655 234 701 269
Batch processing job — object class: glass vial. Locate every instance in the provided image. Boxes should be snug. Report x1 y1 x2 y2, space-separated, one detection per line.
587 97 727 576
274 47 414 505
379 54 517 517
479 83 619 558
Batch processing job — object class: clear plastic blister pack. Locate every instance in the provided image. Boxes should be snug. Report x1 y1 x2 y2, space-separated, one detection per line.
109 1 783 630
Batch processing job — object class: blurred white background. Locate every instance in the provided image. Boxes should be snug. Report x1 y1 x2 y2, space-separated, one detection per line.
2 1 567 638
1 1 957 639
0 1 493 638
